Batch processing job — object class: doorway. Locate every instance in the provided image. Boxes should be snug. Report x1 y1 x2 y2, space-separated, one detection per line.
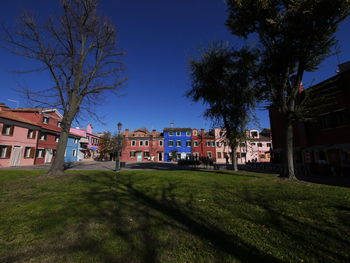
10 146 21 166
158 152 163 161
136 152 142 162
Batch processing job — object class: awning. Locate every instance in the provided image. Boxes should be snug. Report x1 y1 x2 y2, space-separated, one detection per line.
89 146 99 150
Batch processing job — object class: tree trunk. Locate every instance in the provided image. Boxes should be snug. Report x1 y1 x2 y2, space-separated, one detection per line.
283 121 297 180
231 146 238 171
47 128 69 175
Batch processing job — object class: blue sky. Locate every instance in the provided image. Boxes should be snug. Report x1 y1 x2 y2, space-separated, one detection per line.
1 0 349 133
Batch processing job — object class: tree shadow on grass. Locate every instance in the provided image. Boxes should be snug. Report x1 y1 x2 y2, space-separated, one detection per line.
212 185 350 262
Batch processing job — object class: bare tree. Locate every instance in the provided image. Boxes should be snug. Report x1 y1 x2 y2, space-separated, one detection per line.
2 0 125 175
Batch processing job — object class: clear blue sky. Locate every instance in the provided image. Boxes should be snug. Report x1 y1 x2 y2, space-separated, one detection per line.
1 0 349 133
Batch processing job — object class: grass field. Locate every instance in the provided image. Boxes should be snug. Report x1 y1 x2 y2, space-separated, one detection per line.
0 169 349 262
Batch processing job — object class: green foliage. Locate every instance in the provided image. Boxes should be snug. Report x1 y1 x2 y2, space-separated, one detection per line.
187 43 259 148
1 170 350 262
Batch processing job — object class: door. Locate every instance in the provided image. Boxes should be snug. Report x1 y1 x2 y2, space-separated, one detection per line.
10 146 21 166
137 152 142 162
45 149 53 163
158 152 163 161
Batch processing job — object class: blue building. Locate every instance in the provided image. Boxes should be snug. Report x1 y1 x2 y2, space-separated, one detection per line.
64 133 81 162
163 128 192 162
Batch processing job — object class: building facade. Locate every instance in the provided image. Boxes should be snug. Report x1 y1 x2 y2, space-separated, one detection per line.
269 62 350 175
191 128 216 160
64 133 81 163
163 128 192 162
120 128 164 162
0 108 40 167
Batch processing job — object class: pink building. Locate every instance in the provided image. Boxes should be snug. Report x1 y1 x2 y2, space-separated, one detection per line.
214 128 272 164
70 124 100 160
0 106 40 167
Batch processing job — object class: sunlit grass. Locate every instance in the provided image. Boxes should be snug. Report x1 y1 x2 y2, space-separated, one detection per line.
0 169 349 262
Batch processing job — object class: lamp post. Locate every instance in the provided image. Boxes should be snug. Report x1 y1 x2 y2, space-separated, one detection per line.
115 122 122 171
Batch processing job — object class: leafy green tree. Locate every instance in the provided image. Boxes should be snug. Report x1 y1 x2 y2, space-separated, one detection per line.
187 43 259 171
226 0 350 178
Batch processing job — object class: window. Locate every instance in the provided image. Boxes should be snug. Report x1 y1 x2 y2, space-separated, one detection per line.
168 140 174 147
176 141 181 147
0 145 11 158
139 141 144 146
36 149 44 158
267 143 272 148
72 149 77 157
74 138 79 144
144 141 149 146
320 110 350 129
176 153 181 159
53 150 57 157
251 143 256 146
27 129 35 139
216 142 220 147
193 130 198 136
57 122 62 127
206 142 211 147
207 152 212 159
159 140 163 146
193 141 199 147
55 136 59 143
237 152 241 158
241 153 246 158
176 131 181 136
186 131 191 136
186 141 191 147
24 147 35 158
130 151 136 157
132 140 136 146
39 132 46 141
169 131 174 136
43 117 49 124
240 143 246 147
251 131 258 138
260 154 266 159
318 151 326 161
217 152 222 159
257 143 262 147
2 125 14 136
144 151 150 157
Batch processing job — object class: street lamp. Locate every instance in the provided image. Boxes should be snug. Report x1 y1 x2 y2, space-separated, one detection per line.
115 122 122 171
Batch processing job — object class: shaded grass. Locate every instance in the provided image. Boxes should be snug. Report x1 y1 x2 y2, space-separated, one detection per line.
0 169 349 262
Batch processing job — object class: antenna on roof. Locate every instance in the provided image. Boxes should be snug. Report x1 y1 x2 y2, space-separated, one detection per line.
7 99 19 108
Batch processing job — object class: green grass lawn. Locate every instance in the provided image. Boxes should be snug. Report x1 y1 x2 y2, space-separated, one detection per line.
0 169 349 262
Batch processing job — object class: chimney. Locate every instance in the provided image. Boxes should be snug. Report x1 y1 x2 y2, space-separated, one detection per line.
152 129 156 136
124 128 129 137
201 128 205 137
170 122 174 127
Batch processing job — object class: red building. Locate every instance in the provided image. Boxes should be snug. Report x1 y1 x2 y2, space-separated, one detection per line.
191 128 216 160
5 108 62 165
269 62 350 176
120 128 164 162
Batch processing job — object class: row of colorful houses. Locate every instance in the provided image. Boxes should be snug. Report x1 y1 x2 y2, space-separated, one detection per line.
0 105 101 168
120 127 272 164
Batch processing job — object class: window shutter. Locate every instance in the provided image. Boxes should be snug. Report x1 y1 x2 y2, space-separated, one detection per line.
6 146 12 158
10 126 14 136
30 147 35 158
1 125 6 135
33 130 37 139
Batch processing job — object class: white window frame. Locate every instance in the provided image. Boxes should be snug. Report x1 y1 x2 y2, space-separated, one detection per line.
193 141 199 147
186 140 191 147
0 145 8 158
130 151 136 157
193 130 198 136
74 138 78 144
57 122 62 128
37 149 44 158
43 117 49 124
4 125 12 135
145 140 149 146
169 131 174 136
168 140 174 147
207 151 212 158
176 140 181 147
186 131 191 136
131 140 136 147
24 147 31 158
176 131 181 136
159 140 163 146
72 149 77 157
55 136 59 143
40 133 46 141
139 141 144 147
